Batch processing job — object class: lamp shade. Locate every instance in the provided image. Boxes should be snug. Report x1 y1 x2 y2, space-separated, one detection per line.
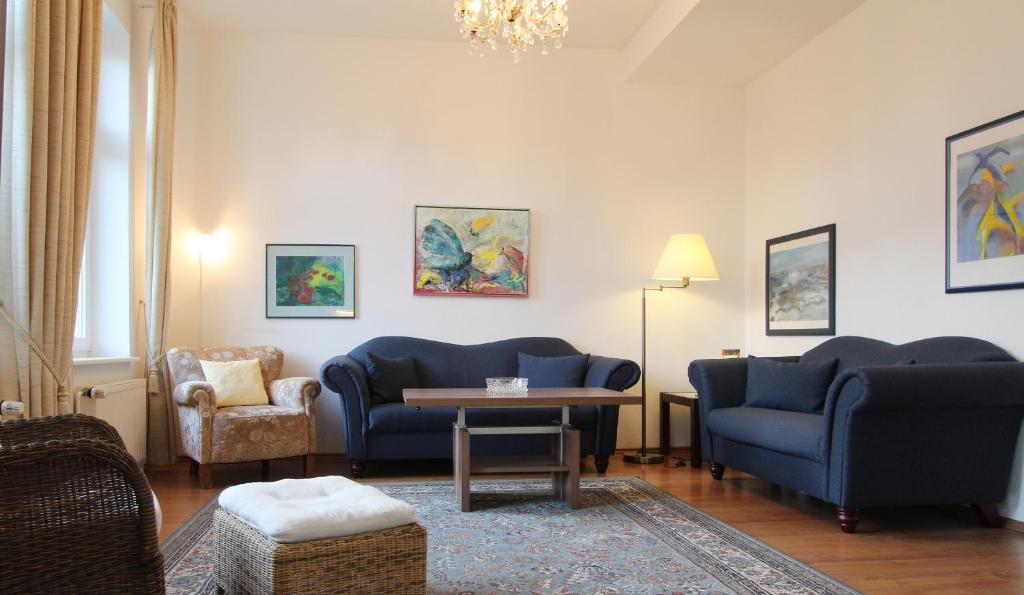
651 234 719 281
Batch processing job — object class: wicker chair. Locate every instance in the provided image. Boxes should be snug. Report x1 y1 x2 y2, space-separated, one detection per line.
166 346 322 488
0 415 165 594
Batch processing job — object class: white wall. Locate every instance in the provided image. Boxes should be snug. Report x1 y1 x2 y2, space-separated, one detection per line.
168 30 746 454
743 0 1024 520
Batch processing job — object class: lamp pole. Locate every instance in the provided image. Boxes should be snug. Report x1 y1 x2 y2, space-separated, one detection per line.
624 277 690 465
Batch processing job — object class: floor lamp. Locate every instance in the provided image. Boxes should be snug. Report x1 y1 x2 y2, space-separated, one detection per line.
624 234 718 465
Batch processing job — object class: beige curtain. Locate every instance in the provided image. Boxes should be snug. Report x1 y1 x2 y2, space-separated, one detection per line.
0 0 102 417
144 0 178 465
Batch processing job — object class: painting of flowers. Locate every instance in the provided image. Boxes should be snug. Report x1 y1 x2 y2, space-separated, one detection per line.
266 244 355 318
414 206 530 296
947 110 1024 293
765 224 835 336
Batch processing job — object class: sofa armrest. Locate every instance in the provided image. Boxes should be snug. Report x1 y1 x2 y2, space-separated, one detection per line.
269 377 321 411
824 363 1024 507
319 355 371 461
172 381 216 410
584 355 640 391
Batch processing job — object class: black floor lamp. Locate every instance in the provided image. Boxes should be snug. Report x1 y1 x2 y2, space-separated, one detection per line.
624 234 718 465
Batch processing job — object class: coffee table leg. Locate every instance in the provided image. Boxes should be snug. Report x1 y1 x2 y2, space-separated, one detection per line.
551 432 563 498
690 402 702 468
454 425 471 512
561 427 580 509
660 397 671 459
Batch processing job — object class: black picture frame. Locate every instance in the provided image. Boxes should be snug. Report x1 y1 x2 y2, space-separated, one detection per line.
765 224 836 336
945 109 1024 294
265 243 356 319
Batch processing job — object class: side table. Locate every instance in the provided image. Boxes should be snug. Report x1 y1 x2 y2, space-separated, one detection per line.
659 391 701 468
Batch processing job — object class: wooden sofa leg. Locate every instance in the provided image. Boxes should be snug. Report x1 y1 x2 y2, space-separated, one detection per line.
199 464 213 489
594 454 609 473
709 462 725 480
189 459 199 476
972 504 1003 528
837 506 859 533
304 454 316 478
261 460 270 481
350 459 365 479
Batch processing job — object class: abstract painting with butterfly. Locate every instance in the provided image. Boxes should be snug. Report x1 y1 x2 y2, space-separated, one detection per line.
414 205 530 296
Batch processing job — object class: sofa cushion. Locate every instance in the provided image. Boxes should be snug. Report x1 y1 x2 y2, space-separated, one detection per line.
707 407 823 461
366 352 419 407
744 356 837 413
368 403 599 434
517 353 589 388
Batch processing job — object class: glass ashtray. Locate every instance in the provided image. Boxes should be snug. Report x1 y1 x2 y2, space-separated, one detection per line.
486 377 529 394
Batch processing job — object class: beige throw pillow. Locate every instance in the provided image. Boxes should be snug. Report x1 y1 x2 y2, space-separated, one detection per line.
200 359 269 407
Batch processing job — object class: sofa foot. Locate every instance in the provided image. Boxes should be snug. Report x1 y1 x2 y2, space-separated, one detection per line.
709 462 725 480
304 454 316 478
199 464 213 489
837 506 859 533
594 455 609 473
350 459 365 479
972 503 1003 528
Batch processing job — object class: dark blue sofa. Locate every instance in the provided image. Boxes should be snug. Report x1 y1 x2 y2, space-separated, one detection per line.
321 336 640 477
688 336 1024 533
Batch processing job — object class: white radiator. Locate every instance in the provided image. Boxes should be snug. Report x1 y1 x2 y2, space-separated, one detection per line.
77 378 148 463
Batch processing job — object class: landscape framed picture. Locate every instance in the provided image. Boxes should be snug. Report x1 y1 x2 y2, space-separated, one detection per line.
946 109 1024 293
266 244 355 318
414 205 530 297
765 224 836 336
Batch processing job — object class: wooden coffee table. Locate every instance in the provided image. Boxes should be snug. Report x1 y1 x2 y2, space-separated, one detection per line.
403 387 641 511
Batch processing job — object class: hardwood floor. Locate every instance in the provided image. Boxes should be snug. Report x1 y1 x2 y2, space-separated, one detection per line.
147 453 1024 594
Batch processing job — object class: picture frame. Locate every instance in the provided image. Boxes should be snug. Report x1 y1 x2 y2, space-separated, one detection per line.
413 205 531 297
945 109 1024 293
266 244 355 318
765 224 836 336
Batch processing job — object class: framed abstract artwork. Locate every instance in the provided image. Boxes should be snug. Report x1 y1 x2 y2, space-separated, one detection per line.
414 205 530 297
266 244 355 318
946 109 1024 293
765 224 836 336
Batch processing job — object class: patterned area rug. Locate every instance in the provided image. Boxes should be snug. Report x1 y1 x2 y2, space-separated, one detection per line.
163 477 857 594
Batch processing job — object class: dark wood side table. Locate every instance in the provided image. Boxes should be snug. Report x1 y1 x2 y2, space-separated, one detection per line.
659 391 701 468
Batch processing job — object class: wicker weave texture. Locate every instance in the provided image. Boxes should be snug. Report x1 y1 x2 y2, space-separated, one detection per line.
213 509 426 595
0 416 164 594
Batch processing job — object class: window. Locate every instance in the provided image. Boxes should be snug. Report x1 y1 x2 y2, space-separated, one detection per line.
74 2 131 359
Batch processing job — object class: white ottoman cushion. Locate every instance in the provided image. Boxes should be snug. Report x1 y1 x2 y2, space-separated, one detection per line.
217 476 418 543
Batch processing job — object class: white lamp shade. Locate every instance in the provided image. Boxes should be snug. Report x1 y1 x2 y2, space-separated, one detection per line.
651 234 719 281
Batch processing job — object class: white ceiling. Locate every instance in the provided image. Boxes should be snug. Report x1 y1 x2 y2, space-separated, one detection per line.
177 0 867 86
178 0 664 50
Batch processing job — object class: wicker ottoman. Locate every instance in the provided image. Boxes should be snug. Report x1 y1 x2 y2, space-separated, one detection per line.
213 508 426 594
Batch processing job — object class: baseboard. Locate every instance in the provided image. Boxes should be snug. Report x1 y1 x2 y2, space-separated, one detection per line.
1005 516 1024 534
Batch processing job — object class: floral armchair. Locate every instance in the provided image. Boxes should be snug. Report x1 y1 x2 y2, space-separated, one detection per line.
166 346 321 488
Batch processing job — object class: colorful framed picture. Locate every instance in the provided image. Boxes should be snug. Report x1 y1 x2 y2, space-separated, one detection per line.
946 109 1024 293
414 205 530 297
765 224 836 336
266 244 355 318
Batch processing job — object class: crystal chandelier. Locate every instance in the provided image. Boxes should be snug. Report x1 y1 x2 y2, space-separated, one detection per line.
454 0 569 62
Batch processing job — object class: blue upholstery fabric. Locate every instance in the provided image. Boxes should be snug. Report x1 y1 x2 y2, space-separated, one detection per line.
706 407 823 461
321 337 640 466
368 403 598 433
688 336 1024 515
518 353 589 388
744 356 837 413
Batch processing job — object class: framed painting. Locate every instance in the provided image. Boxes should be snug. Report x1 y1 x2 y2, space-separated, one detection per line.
414 205 530 297
946 109 1024 293
765 224 836 336
266 244 355 318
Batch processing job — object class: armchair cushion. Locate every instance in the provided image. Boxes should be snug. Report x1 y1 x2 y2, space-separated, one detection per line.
707 407 824 461
212 406 310 464
518 352 589 388
744 356 837 413
366 353 419 407
200 359 270 407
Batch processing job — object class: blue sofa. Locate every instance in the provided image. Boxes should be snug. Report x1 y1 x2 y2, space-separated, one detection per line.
320 336 640 477
688 336 1024 533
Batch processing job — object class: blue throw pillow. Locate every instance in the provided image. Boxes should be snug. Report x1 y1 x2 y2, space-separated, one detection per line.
366 352 419 407
517 353 589 388
744 356 838 413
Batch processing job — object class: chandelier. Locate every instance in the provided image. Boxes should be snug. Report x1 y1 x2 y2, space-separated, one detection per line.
454 0 569 62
